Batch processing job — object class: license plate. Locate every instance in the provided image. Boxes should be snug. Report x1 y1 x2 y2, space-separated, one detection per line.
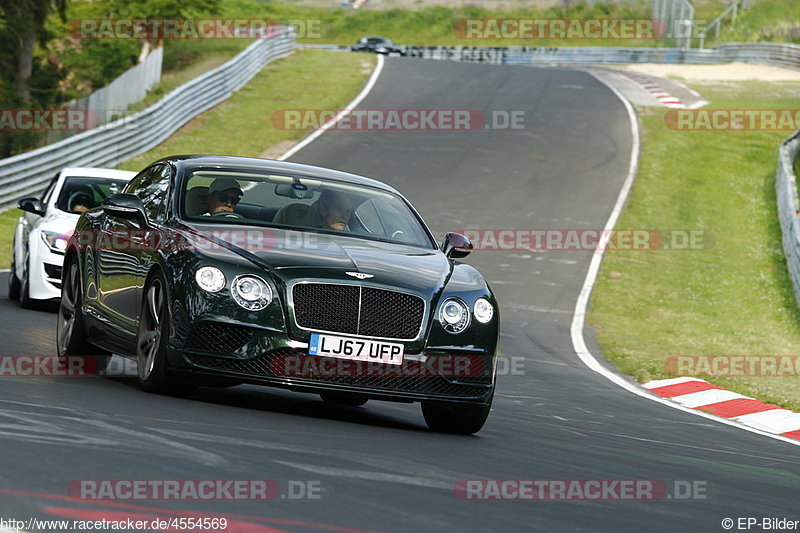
309 333 404 365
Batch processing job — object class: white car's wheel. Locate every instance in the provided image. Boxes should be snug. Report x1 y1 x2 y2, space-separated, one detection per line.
8 246 20 301
19 258 34 309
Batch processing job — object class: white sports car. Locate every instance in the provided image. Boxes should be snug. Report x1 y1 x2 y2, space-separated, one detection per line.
9 167 136 307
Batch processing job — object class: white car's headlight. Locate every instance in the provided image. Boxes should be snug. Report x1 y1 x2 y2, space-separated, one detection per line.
195 266 226 293
473 297 494 324
439 298 470 334
40 231 69 253
231 275 272 311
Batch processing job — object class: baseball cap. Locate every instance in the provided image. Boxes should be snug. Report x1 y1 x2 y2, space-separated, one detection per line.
209 178 243 195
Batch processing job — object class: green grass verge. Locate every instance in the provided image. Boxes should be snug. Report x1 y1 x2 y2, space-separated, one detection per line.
119 49 375 171
589 79 800 412
711 0 800 45
0 209 20 270
218 0 676 47
128 41 251 113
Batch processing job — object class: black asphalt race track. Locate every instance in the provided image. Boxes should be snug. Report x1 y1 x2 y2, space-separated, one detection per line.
0 58 797 533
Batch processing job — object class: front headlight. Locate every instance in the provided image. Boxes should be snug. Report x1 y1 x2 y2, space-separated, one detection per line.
231 274 272 311
40 231 69 254
473 298 494 324
439 298 470 334
195 266 226 293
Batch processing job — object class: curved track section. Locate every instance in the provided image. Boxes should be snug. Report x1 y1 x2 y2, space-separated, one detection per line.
0 58 797 532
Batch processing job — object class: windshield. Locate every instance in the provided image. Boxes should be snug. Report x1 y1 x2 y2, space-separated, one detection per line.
181 169 435 248
55 176 128 214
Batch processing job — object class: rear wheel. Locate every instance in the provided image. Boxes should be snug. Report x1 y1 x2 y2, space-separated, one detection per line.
8 247 20 301
57 255 110 373
421 394 493 435
137 272 195 396
319 392 368 407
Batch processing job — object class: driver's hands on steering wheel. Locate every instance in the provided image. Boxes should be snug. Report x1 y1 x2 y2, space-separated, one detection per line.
211 211 244 218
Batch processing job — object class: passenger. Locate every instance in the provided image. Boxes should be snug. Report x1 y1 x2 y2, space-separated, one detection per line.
316 190 354 231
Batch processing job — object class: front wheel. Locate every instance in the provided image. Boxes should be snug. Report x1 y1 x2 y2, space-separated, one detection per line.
19 258 34 309
136 272 195 396
57 255 110 373
421 394 493 435
8 247 20 301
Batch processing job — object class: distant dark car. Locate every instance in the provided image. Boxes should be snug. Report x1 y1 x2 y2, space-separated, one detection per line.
351 36 406 56
57 155 499 434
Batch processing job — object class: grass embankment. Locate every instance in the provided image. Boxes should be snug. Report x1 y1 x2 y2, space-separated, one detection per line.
711 0 800 45
589 80 800 412
0 209 19 270
218 0 674 47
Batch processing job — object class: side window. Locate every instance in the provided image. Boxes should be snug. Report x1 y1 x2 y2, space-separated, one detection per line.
126 164 172 223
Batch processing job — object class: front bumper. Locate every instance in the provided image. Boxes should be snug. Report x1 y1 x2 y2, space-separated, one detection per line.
28 240 64 301
169 320 495 404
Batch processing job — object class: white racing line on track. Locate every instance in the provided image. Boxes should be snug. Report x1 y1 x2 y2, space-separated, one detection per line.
277 54 385 161
578 72 800 447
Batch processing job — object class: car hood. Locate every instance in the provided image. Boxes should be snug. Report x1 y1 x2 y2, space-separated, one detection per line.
40 210 79 233
185 224 451 296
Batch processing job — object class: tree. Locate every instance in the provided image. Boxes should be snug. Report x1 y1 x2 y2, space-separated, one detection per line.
0 0 67 105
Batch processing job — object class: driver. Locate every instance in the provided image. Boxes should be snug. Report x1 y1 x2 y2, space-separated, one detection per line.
202 178 243 217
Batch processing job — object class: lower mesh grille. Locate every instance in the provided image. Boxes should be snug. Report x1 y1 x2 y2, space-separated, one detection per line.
184 322 258 353
184 350 489 398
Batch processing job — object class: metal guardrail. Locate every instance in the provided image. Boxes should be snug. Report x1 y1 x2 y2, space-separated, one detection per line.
653 0 694 50
0 28 295 212
404 45 718 65
775 131 800 308
715 42 800 69
398 42 800 68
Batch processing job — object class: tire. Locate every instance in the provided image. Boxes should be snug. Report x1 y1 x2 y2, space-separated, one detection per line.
19 258 34 309
136 272 195 396
319 392 368 407
421 394 493 435
8 248 20 301
57 255 110 374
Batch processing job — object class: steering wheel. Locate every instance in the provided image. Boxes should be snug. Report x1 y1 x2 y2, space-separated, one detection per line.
211 211 244 219
391 230 405 240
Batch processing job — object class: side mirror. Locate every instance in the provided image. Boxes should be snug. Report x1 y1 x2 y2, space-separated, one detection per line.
102 193 146 220
18 197 45 216
441 232 473 259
